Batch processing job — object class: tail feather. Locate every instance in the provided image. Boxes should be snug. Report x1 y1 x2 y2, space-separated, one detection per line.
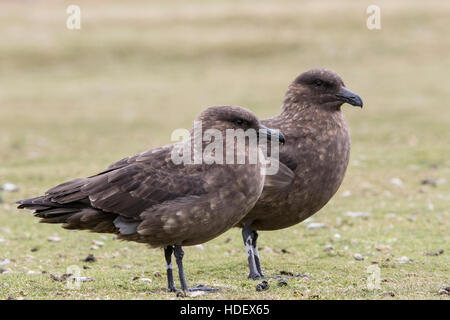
16 195 118 234
45 178 87 204
16 196 58 209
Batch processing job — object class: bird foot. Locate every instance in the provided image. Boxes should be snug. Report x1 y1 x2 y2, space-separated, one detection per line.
188 285 218 292
248 272 264 280
176 290 186 297
266 274 308 280
167 286 177 293
175 285 218 297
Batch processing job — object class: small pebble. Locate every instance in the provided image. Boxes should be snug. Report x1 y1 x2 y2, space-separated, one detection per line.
341 190 352 197
390 178 403 187
306 222 326 230
375 245 391 252
83 254 96 263
1 268 10 274
73 276 93 282
188 291 207 297
92 240 104 247
153 271 162 278
353 253 364 261
421 179 437 186
50 273 72 282
426 249 444 256
395 256 410 264
1 183 19 192
0 259 11 267
262 246 274 253
47 236 61 242
139 278 153 283
344 211 371 218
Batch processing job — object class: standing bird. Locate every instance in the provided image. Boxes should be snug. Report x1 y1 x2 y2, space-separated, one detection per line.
237 69 363 279
16 105 285 294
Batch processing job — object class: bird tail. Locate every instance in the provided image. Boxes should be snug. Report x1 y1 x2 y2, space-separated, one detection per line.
16 196 117 233
17 195 64 211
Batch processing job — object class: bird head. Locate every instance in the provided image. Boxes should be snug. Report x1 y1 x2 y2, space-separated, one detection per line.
194 106 285 144
285 68 363 110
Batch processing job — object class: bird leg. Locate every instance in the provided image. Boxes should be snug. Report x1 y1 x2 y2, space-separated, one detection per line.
164 246 177 292
173 244 218 295
242 224 263 280
173 245 189 292
251 230 264 278
246 230 308 280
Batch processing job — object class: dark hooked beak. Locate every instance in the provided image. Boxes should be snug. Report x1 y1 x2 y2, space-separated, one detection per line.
335 87 363 108
259 126 285 144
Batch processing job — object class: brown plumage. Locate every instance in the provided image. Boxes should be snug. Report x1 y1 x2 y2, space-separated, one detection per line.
237 68 363 279
16 105 285 293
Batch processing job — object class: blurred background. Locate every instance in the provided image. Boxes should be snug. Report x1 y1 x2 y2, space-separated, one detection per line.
0 0 449 299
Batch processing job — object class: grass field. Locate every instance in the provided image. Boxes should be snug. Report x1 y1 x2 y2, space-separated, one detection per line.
0 0 449 300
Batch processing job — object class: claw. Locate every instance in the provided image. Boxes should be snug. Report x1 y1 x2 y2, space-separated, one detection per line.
175 286 218 297
248 273 264 280
188 285 218 292
176 290 186 297
168 286 177 293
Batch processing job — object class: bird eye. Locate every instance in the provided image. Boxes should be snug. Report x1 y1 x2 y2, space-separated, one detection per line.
314 79 323 87
234 119 244 125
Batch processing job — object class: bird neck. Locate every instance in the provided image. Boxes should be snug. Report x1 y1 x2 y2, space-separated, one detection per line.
182 130 261 165
280 94 342 120
264 100 347 140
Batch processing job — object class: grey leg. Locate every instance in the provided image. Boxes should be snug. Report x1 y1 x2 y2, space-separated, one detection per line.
173 244 218 294
242 224 262 280
164 246 176 292
243 229 306 281
251 230 264 278
173 244 189 291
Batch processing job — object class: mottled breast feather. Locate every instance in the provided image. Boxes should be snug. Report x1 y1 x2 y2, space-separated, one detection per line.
240 106 351 231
